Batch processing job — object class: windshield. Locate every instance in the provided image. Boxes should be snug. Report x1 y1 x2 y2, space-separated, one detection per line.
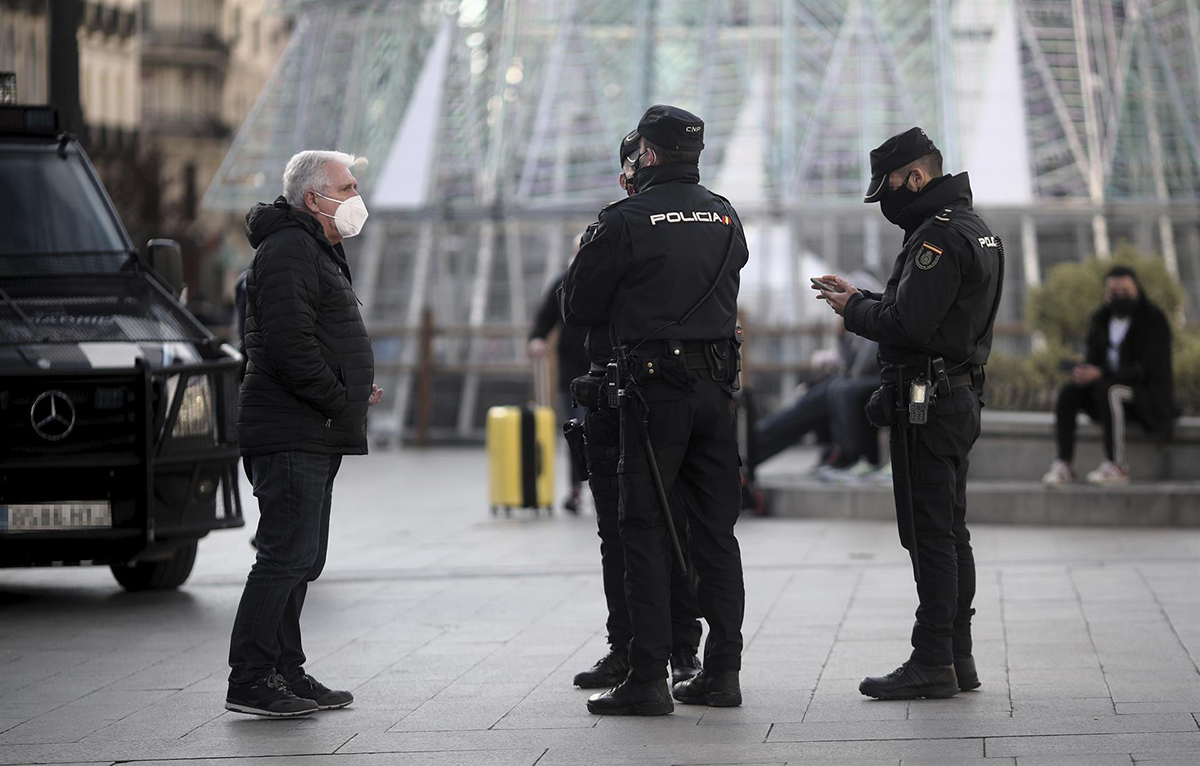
0 146 129 273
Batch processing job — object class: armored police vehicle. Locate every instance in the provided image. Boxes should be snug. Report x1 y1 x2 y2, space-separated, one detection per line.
0 105 243 590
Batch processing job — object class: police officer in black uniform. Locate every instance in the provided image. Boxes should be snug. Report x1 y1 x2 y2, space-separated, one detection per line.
562 105 749 716
816 127 1002 700
568 133 703 692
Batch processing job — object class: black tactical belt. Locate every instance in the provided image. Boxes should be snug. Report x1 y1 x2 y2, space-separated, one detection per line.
630 341 717 371
888 366 979 389
630 339 721 356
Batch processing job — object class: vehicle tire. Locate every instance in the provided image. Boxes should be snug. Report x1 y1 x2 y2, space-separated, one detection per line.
110 540 198 592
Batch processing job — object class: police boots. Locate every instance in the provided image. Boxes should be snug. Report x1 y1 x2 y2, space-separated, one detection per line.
670 650 702 686
859 660 959 700
586 675 673 716
672 669 742 707
955 655 980 691
573 647 631 689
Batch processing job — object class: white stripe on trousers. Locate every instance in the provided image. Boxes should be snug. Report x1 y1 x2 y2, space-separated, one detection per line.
1107 384 1134 468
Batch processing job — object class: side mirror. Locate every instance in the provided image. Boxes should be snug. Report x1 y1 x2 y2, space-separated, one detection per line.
146 239 184 296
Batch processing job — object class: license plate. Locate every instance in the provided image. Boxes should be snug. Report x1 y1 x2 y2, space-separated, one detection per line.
0 502 112 532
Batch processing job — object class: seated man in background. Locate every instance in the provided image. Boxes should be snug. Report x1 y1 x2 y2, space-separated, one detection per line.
1043 266 1176 486
747 272 884 479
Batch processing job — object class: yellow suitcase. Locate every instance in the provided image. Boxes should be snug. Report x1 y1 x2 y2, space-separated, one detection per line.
486 404 555 515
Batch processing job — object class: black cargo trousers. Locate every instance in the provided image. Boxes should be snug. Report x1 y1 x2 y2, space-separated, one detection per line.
585 404 702 656
893 384 982 667
617 368 745 682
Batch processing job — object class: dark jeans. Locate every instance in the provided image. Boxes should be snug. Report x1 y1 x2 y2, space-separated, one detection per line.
618 377 744 681
752 376 834 466
893 386 981 666
585 406 702 654
827 375 881 465
1054 380 1138 463
228 451 342 684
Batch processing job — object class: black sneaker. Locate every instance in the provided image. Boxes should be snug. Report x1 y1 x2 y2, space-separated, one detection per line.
285 671 354 710
670 650 702 686
672 669 742 707
563 487 582 514
586 675 673 716
573 647 630 689
859 660 959 700
954 655 980 691
226 673 318 717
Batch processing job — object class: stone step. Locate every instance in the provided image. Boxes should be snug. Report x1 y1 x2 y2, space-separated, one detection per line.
761 476 1200 527
972 412 1200 482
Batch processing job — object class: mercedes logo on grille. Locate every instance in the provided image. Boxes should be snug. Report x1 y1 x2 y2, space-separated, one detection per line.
30 390 76 442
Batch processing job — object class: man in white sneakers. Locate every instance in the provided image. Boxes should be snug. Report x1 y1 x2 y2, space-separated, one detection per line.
1043 266 1176 487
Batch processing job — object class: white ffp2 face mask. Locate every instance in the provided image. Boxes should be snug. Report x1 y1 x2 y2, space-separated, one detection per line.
314 191 369 238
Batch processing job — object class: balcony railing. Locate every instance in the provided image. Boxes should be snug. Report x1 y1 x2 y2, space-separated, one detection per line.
142 113 231 139
142 27 230 60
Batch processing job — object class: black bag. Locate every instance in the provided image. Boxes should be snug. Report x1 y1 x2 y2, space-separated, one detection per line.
865 384 898 429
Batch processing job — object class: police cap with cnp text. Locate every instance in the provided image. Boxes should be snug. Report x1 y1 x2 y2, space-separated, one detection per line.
633 104 705 152
863 127 938 203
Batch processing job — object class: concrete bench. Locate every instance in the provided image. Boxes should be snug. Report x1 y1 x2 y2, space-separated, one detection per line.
755 412 1200 527
973 411 1200 482
762 475 1200 527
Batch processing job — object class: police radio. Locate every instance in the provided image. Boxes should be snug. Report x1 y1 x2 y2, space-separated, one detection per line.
604 357 624 410
908 377 930 425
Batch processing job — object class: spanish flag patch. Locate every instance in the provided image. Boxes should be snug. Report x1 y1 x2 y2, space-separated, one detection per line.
916 242 943 270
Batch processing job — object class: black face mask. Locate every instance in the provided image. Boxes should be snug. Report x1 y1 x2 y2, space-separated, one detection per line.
1108 297 1138 318
629 150 655 191
879 172 920 226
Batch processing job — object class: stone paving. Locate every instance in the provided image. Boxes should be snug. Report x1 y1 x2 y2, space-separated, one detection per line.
2 448 1199 765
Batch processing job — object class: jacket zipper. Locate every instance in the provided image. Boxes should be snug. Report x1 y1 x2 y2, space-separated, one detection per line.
325 418 332 428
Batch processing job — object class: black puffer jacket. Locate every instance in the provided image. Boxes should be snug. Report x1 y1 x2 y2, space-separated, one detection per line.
238 197 374 455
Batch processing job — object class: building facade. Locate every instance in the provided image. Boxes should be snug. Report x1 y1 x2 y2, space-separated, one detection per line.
0 0 49 104
1 0 289 316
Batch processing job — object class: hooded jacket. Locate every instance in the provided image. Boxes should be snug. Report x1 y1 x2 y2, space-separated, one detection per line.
238 196 374 455
1084 294 1176 435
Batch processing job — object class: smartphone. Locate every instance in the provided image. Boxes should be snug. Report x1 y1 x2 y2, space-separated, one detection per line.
1058 359 1077 372
810 277 843 293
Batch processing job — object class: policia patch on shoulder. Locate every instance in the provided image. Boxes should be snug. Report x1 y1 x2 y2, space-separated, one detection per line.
915 242 943 270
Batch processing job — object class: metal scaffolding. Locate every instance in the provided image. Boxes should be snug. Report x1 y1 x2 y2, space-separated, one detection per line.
204 0 1200 443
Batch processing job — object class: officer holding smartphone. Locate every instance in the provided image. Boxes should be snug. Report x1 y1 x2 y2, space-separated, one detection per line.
815 127 1002 701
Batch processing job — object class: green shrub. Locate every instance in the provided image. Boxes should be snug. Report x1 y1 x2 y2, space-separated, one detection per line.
985 343 1072 411
1175 331 1200 414
1026 242 1186 348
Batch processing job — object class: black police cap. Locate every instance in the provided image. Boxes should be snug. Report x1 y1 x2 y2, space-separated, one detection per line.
863 127 938 203
635 104 705 152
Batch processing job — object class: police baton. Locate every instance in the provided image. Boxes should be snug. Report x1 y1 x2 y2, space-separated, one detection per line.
892 417 921 582
632 397 689 577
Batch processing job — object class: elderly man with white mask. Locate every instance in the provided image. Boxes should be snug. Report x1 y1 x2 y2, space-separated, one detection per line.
226 150 382 717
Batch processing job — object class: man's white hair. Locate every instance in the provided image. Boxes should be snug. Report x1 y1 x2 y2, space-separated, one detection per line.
282 150 358 208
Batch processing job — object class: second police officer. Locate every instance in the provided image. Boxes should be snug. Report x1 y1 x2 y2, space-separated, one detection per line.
815 127 1003 700
565 132 705 693
562 105 749 716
